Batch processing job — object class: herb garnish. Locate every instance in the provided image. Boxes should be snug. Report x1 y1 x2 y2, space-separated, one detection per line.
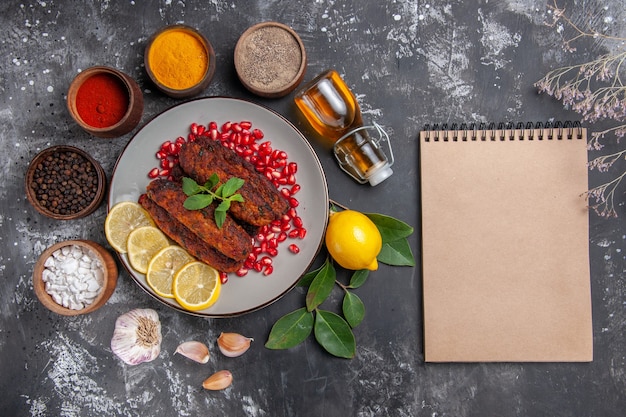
182 175 245 228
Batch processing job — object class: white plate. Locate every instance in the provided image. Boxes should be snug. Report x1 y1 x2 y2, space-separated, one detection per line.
109 97 329 317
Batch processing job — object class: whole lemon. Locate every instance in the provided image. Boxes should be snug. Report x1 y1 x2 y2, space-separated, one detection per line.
325 210 382 271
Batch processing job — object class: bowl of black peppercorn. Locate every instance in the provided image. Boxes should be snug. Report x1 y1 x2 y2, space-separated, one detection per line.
25 145 106 220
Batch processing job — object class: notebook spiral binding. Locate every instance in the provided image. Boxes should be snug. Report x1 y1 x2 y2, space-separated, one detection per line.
421 121 585 142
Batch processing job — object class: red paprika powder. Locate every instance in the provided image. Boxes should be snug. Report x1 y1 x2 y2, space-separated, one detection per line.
75 73 129 128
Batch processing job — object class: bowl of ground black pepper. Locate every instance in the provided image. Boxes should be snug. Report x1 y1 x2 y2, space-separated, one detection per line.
144 25 216 99
234 21 307 98
67 66 144 138
25 145 106 220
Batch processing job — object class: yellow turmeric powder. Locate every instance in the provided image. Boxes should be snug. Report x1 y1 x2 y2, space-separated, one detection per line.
148 28 208 90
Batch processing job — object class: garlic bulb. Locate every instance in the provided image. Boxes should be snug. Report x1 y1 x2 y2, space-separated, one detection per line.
202 370 233 390
175 341 210 364
111 308 162 365
217 332 253 357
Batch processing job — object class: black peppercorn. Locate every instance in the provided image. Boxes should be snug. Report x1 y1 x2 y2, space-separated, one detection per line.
29 149 100 216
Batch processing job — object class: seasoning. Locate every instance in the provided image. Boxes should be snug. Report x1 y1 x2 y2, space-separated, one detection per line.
29 149 99 216
41 244 104 310
234 22 306 97
76 72 129 128
147 28 208 90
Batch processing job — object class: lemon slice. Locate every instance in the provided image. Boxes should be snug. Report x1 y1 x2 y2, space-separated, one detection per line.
146 246 195 298
105 201 155 253
127 226 170 274
173 261 221 311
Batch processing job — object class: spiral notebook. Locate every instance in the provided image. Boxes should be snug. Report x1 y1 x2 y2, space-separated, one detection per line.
420 122 592 362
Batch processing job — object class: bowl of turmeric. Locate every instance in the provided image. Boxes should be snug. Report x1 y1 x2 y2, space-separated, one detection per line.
145 25 216 99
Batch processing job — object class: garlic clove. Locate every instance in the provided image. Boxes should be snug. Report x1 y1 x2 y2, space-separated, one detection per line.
174 341 210 364
111 308 162 365
202 370 233 390
217 332 253 357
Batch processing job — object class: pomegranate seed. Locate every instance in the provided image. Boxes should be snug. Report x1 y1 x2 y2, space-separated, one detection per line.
291 184 301 195
235 268 248 277
148 168 159 178
253 128 264 139
267 248 278 257
263 265 274 276
289 244 300 254
160 169 170 177
208 121 218 130
288 197 299 208
240 121 252 129
221 121 232 132
277 231 287 242
298 228 307 239
293 216 303 228
281 188 291 198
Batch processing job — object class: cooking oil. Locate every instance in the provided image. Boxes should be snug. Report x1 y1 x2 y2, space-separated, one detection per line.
294 69 393 186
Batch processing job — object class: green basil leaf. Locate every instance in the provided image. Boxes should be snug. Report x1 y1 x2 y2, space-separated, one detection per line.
305 260 336 311
181 177 201 196
342 291 365 328
265 307 314 350
222 177 245 198
214 209 226 229
205 173 220 190
216 200 231 212
365 213 414 243
183 194 213 210
377 238 415 266
230 193 245 203
348 269 369 289
314 310 356 359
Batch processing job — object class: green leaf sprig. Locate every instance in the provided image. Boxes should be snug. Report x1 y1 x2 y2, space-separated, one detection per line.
181 174 245 228
265 209 414 358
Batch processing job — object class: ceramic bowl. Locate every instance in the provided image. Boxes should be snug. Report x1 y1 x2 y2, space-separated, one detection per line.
32 240 118 316
25 145 106 220
67 66 144 138
234 21 307 98
144 25 216 99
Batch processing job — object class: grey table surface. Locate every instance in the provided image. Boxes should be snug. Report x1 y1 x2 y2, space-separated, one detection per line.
2 1 626 416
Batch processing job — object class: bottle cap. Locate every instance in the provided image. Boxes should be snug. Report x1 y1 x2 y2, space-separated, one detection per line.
367 164 393 186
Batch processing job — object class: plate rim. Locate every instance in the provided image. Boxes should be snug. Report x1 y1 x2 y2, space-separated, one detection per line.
108 96 329 318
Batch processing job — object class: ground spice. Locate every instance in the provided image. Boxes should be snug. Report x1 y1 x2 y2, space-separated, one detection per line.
148 29 208 90
76 73 129 128
237 25 302 91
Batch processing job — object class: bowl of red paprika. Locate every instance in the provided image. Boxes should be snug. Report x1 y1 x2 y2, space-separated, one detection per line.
67 66 144 138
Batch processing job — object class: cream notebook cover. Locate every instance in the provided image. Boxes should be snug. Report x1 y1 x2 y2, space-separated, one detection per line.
419 124 593 362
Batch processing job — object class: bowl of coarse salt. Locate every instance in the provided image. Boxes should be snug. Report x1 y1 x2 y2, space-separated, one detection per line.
33 240 118 316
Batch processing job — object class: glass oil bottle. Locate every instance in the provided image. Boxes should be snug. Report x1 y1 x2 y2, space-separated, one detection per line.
294 69 394 186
